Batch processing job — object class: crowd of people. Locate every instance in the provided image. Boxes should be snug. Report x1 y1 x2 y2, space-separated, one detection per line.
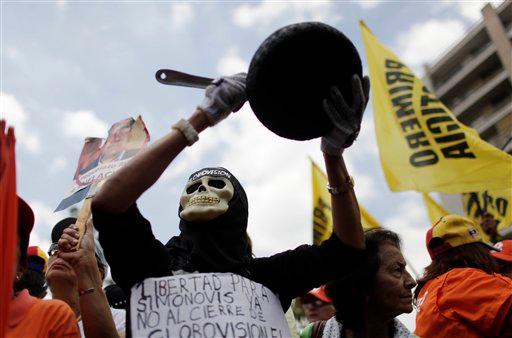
4 70 512 338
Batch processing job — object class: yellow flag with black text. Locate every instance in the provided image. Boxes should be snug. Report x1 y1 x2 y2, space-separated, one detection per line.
311 160 380 245
360 21 512 193
422 193 449 225
463 189 512 233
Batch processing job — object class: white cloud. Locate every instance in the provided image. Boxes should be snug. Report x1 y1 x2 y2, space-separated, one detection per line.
62 110 109 139
443 0 504 21
161 112 241 182
354 174 377 202
30 200 65 230
55 0 67 9
246 166 311 255
23 136 41 153
345 113 379 161
48 156 68 173
357 0 381 9
232 1 339 28
340 112 380 203
395 19 466 74
216 48 249 75
170 3 194 31
384 196 431 275
233 1 288 27
0 92 41 153
6 47 20 59
160 132 219 182
161 157 191 182
29 200 70 252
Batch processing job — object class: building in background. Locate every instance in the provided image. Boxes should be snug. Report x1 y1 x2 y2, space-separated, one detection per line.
423 1 512 230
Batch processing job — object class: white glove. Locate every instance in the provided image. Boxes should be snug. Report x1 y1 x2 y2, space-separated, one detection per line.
198 73 247 125
321 75 370 156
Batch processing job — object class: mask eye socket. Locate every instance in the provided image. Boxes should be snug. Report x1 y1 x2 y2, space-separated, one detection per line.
186 182 201 194
208 179 226 189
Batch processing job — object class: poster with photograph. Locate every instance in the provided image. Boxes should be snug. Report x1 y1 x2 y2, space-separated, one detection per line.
55 116 149 211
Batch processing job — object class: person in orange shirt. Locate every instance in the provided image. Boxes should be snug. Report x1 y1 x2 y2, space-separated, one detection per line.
491 240 512 278
7 197 80 338
414 215 512 338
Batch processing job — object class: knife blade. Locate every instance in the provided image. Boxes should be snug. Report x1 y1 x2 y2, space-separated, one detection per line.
155 69 214 89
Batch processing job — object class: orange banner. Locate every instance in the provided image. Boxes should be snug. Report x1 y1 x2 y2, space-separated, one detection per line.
0 121 18 337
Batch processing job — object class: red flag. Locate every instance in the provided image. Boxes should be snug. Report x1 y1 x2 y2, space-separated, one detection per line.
0 120 18 337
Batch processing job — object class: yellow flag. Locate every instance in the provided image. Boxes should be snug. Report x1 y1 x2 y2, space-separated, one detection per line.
462 189 512 232
311 160 380 245
360 206 381 231
422 193 449 225
312 160 334 245
360 21 512 193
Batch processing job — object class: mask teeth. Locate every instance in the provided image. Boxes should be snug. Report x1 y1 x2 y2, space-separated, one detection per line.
187 195 221 206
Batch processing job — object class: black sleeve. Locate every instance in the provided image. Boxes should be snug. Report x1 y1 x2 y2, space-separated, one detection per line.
248 234 365 309
92 203 173 294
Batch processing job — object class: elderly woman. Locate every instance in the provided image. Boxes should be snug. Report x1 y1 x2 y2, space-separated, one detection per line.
301 229 416 338
415 215 512 337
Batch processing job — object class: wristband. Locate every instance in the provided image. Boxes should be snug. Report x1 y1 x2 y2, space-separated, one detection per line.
172 119 199 146
327 176 354 195
78 287 95 297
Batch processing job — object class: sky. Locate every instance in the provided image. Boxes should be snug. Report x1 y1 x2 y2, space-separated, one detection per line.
1 0 504 330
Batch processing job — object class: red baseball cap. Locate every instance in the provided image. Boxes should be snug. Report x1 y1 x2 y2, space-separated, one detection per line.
18 196 34 234
18 196 35 265
491 240 512 263
300 285 332 304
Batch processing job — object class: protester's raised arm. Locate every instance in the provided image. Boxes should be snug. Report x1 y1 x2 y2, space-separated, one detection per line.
320 75 370 249
58 221 119 338
93 110 208 214
93 73 247 214
323 154 364 249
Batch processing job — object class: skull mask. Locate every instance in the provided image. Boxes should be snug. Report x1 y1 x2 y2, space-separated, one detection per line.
180 176 235 222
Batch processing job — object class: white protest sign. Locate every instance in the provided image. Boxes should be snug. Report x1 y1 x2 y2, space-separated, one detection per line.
130 273 291 338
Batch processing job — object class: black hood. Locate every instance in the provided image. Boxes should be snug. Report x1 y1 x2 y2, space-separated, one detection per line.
166 167 251 276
